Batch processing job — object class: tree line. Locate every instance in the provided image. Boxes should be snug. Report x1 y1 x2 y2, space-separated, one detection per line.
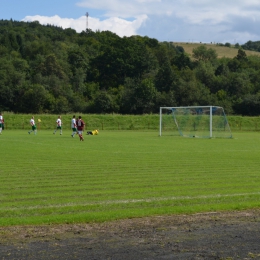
1 19 260 115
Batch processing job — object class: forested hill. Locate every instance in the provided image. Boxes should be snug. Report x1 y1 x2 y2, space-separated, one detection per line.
1 19 260 115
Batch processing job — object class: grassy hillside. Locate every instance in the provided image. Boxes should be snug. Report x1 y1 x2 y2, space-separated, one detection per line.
173 42 260 59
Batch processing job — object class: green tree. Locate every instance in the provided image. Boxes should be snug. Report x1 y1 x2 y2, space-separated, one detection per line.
233 93 260 115
121 78 156 114
195 61 216 93
67 48 88 76
171 52 192 70
227 58 241 72
0 58 27 111
42 54 65 78
154 47 177 93
53 96 70 113
155 61 177 92
17 84 49 113
155 91 176 108
93 91 113 113
213 90 233 114
226 71 252 97
175 79 212 106
192 45 218 62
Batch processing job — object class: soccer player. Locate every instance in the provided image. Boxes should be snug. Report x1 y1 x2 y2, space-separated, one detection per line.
76 116 85 141
87 129 99 135
71 115 77 137
53 116 62 135
28 116 37 135
0 112 3 134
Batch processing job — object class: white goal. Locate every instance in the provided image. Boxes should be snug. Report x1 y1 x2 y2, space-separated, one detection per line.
159 106 232 138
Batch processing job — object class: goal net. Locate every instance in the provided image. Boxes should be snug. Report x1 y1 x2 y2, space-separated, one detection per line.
159 106 232 138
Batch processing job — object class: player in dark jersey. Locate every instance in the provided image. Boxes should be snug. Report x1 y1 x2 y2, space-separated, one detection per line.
76 116 85 141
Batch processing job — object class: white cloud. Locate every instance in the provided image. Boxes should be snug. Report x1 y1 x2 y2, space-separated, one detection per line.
90 15 148 37
23 15 86 32
22 14 148 37
22 0 260 43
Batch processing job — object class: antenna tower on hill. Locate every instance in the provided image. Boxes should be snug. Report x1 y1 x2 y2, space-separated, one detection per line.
86 12 89 31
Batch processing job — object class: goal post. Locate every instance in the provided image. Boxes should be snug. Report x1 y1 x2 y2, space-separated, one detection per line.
159 106 232 138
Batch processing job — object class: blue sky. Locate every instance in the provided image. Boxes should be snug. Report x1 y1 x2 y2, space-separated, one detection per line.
1 0 260 44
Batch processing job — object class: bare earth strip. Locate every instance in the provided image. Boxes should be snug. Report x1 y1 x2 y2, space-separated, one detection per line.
0 209 260 259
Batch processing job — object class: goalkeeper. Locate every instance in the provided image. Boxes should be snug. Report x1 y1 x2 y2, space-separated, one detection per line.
87 129 99 135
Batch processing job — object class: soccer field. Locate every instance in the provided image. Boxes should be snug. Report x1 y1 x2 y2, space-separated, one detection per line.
0 130 260 226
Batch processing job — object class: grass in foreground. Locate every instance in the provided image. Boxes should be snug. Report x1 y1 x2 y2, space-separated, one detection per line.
0 130 260 226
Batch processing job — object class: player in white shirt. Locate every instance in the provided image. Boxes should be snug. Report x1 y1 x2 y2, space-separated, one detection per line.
53 115 62 135
71 115 77 137
0 112 3 134
28 116 37 135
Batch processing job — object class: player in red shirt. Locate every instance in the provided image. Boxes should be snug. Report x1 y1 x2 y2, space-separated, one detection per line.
76 116 85 141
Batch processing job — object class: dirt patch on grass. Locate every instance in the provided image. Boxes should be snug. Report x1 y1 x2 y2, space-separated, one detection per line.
0 209 260 259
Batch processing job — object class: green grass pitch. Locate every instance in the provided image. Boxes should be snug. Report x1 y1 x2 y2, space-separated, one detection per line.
0 130 260 226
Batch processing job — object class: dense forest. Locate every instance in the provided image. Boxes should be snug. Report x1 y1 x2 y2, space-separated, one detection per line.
1 19 260 115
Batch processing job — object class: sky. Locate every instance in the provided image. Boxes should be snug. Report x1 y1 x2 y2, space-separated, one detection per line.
1 0 260 44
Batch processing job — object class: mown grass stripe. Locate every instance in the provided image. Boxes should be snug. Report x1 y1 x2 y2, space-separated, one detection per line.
0 130 260 226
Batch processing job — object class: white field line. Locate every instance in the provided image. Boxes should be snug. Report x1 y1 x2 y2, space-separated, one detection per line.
3 192 260 211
